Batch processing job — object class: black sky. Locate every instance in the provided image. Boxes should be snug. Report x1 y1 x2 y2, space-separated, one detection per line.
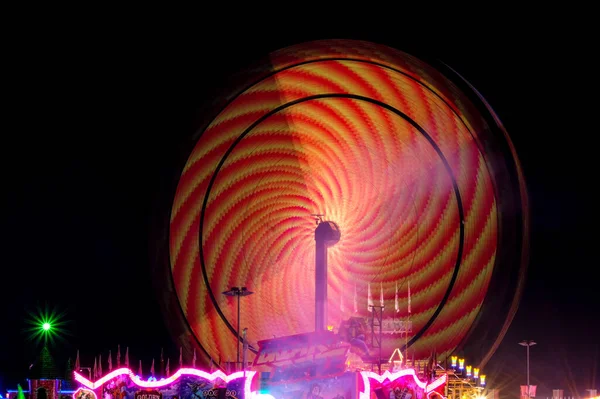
1 11 598 399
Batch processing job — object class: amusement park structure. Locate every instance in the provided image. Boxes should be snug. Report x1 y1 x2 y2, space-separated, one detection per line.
160 38 530 376
5 37 532 399
6 341 486 399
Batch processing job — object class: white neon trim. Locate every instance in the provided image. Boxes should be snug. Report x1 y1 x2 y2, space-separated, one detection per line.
74 368 254 398
359 369 446 399
425 373 447 392
74 367 445 399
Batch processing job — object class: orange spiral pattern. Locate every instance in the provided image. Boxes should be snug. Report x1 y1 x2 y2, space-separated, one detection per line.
169 40 499 363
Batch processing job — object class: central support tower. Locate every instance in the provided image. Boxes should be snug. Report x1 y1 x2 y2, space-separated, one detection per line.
314 220 341 332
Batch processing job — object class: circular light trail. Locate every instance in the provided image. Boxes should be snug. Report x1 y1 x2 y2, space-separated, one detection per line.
166 39 528 367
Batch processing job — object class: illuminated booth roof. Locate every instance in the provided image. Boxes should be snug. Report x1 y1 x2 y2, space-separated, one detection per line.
252 331 351 380
72 366 447 399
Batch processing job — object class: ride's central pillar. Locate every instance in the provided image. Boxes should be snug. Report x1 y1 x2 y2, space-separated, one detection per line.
315 221 341 332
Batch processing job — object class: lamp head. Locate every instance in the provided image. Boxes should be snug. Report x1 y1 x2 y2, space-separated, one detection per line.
518 340 537 347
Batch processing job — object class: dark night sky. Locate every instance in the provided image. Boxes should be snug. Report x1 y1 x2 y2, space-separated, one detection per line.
1 11 598 399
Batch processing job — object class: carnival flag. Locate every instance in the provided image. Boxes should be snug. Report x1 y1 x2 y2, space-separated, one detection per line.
74 350 80 372
367 283 374 312
138 360 142 377
150 359 155 376
395 282 399 313
93 357 97 380
209 357 214 373
160 348 164 376
117 345 121 368
108 350 112 372
192 348 197 368
165 358 170 377
98 354 102 377
353 283 358 313
179 347 183 369
408 280 412 314
380 282 384 307
125 347 129 368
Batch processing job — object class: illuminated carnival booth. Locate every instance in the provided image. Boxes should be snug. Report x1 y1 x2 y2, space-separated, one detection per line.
72 361 447 399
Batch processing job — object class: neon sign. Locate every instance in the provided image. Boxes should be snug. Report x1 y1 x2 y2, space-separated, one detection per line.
74 367 446 399
73 369 274 399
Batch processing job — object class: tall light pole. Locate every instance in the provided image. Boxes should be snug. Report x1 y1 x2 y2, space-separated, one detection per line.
223 287 253 370
519 340 536 399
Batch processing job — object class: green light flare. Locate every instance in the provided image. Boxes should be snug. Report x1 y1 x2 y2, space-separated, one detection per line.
24 304 69 346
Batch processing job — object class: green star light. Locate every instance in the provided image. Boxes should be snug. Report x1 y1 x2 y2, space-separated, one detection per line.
25 304 69 346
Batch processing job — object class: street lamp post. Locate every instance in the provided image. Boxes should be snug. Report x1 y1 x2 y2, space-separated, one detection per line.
518 340 536 399
223 287 253 370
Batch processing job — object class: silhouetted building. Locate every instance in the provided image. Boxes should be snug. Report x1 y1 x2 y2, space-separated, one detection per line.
5 346 77 399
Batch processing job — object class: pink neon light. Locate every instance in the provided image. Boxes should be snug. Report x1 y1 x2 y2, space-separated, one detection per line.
74 367 443 399
359 369 447 399
72 388 97 399
73 368 274 399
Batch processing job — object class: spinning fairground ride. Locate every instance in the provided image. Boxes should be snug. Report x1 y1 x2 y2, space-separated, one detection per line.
145 39 528 398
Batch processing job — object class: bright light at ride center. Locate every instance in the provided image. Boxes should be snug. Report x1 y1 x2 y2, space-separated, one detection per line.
42 322 51 331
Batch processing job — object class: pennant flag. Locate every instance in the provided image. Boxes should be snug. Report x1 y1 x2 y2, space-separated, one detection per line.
74 350 80 372
150 359 155 376
367 283 374 312
529 386 537 397
160 348 164 376
138 360 142 377
98 354 102 377
353 283 358 313
125 347 129 368
108 350 112 372
165 359 170 377
520 386 528 397
380 282 384 307
117 345 121 368
192 348 197 368
408 281 412 314
395 282 399 313
209 357 214 373
179 347 183 369
93 357 97 380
